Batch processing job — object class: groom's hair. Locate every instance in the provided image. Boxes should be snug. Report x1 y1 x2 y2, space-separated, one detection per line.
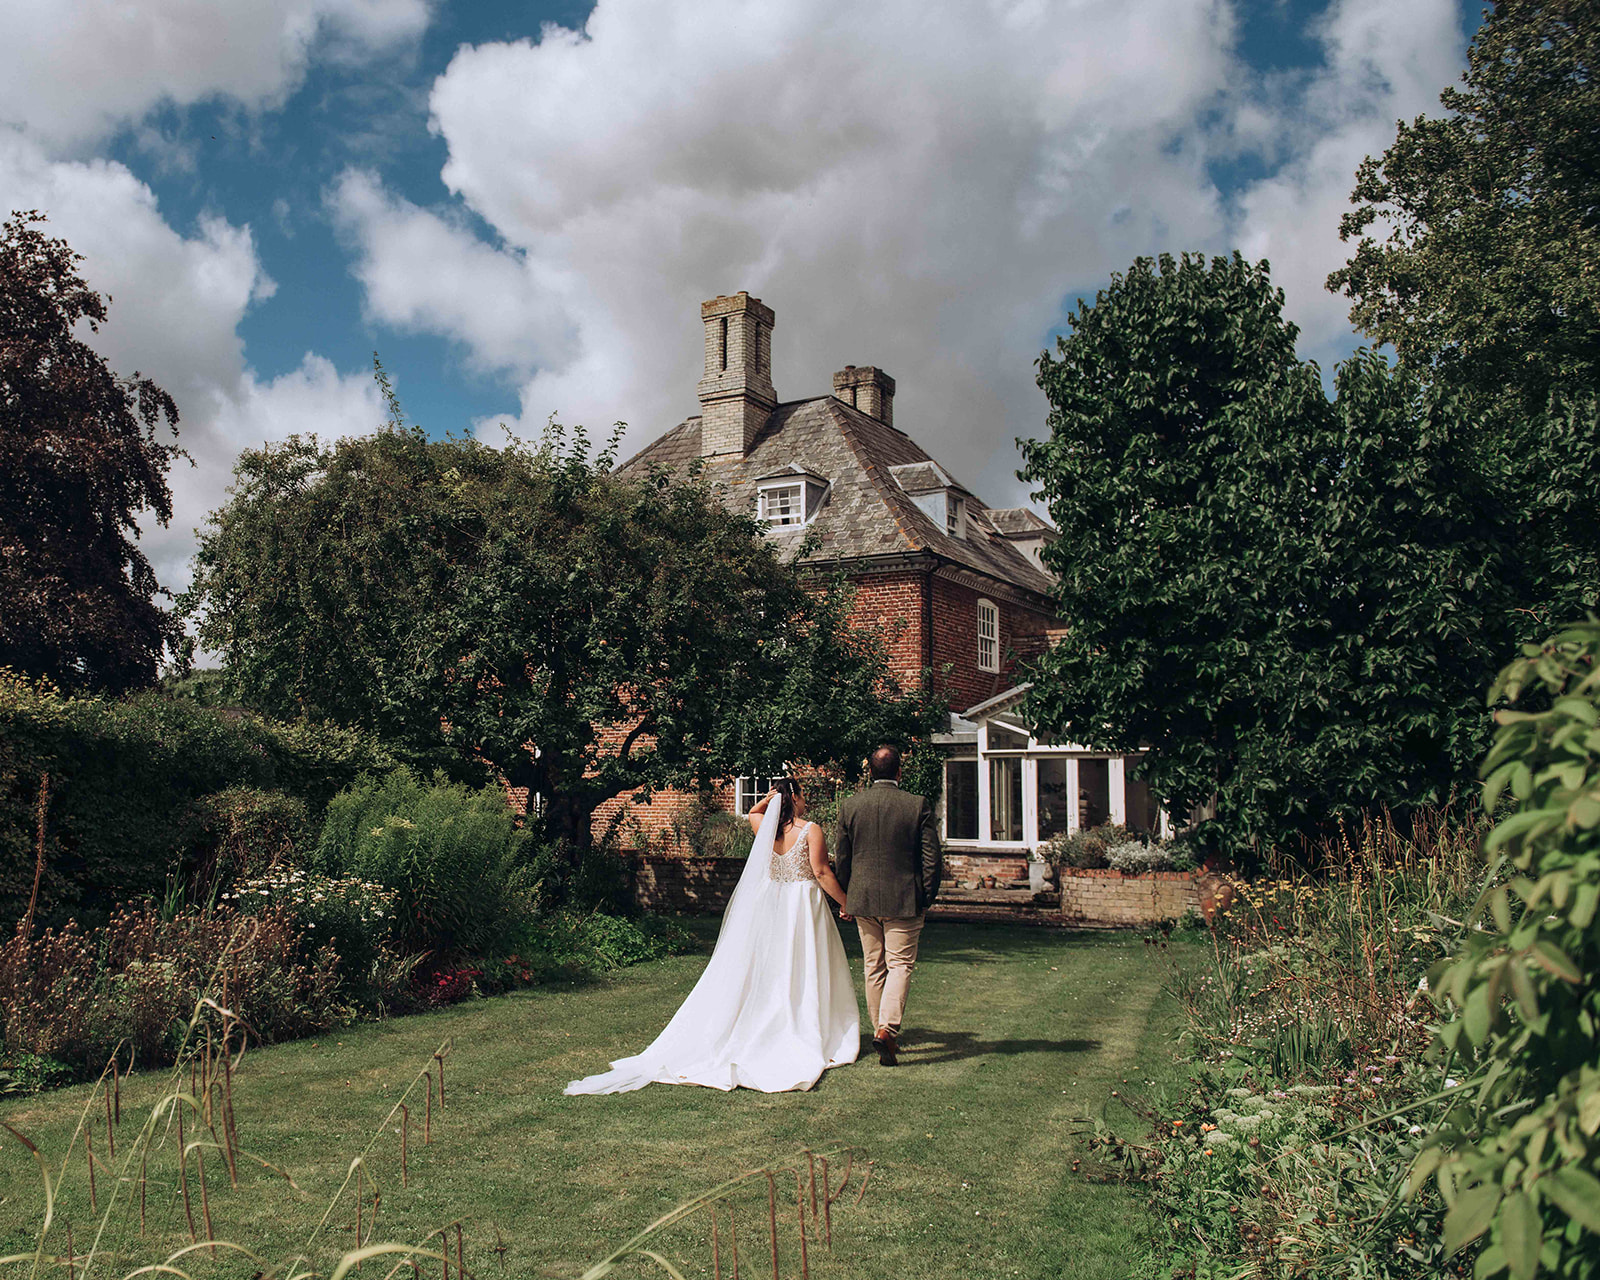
868 745 902 780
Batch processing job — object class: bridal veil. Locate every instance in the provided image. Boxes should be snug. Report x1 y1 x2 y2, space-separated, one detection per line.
564 799 859 1094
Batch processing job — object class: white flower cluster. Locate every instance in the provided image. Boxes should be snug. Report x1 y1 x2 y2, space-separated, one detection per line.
222 869 397 928
1106 840 1176 874
1213 1089 1280 1136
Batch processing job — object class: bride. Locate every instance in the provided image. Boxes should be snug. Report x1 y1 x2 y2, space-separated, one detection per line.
564 778 860 1094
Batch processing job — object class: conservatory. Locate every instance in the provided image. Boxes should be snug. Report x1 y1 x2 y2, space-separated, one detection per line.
934 684 1170 852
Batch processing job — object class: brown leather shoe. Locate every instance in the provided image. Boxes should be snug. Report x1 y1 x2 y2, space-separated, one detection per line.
873 1030 898 1067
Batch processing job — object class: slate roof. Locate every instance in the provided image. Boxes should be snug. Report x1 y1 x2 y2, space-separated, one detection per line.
885 460 960 496
986 507 1055 538
613 395 1056 600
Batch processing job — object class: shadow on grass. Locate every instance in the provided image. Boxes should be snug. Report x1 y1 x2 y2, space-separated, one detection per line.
900 1029 1102 1064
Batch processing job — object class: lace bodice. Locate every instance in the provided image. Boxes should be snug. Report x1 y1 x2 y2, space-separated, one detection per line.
769 820 817 884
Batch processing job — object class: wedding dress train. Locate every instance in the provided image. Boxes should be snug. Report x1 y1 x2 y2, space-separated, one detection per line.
564 803 860 1094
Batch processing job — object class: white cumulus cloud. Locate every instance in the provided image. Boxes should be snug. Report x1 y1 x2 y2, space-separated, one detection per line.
329 0 1464 512
328 168 577 376
1 0 431 605
1232 0 1467 370
407 0 1238 491
0 0 431 149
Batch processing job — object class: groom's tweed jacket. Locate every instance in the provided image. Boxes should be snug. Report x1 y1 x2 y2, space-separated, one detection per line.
834 780 942 919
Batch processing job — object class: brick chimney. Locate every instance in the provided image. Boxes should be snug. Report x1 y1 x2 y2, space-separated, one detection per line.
697 292 776 457
832 365 895 428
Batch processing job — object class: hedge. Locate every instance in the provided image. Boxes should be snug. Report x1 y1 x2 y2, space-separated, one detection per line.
0 671 393 926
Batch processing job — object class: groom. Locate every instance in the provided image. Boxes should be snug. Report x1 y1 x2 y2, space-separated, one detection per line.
834 744 942 1066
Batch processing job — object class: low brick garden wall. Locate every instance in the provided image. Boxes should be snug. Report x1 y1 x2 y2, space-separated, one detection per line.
1057 867 1204 928
631 854 745 914
632 853 1214 928
943 853 1030 887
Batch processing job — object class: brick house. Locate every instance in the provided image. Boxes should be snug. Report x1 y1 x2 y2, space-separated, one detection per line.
599 291 1163 854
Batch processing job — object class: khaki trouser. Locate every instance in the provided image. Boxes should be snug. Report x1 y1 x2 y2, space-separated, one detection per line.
855 914 925 1036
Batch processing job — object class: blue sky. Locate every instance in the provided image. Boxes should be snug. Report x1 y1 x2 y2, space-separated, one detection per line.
2 0 1481 590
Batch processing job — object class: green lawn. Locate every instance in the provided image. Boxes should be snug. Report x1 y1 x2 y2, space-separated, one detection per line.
0 923 1191 1280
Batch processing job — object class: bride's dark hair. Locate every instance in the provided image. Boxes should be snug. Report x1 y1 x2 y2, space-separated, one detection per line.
773 777 803 832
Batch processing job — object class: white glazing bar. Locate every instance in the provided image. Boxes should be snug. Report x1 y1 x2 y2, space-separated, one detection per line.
977 740 992 846
1022 757 1038 847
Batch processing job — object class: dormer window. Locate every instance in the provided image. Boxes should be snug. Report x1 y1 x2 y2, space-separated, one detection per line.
759 482 805 525
755 467 830 528
888 460 971 542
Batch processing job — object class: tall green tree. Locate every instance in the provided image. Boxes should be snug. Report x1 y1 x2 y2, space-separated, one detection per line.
1328 0 1600 632
183 416 939 849
1019 252 1514 857
1327 0 1599 407
0 211 184 692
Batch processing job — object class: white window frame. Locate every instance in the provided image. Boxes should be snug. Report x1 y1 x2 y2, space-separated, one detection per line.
757 481 807 526
976 598 999 672
734 775 781 815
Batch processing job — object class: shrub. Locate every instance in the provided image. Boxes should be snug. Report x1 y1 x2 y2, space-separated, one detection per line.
485 911 696 985
317 767 529 957
1420 619 1600 1278
0 905 345 1077
569 912 695 968
1159 834 1200 871
803 783 848 844
699 811 755 859
515 829 633 914
1045 823 1133 870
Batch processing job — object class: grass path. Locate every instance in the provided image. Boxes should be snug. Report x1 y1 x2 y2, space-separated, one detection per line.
0 924 1190 1279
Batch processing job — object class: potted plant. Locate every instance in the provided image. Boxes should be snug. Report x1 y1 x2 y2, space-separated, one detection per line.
1026 844 1051 892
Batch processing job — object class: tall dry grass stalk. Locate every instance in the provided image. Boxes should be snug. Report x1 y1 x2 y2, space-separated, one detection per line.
765 1171 778 1280
21 771 49 938
0 916 459 1280
793 1170 808 1280
578 1146 871 1280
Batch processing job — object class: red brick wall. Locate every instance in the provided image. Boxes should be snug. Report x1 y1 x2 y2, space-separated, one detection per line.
1057 868 1203 927
846 572 927 684
632 854 745 913
928 576 1055 710
593 780 737 852
943 853 1030 885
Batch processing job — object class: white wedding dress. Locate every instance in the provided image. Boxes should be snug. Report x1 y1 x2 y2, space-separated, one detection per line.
564 804 860 1094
